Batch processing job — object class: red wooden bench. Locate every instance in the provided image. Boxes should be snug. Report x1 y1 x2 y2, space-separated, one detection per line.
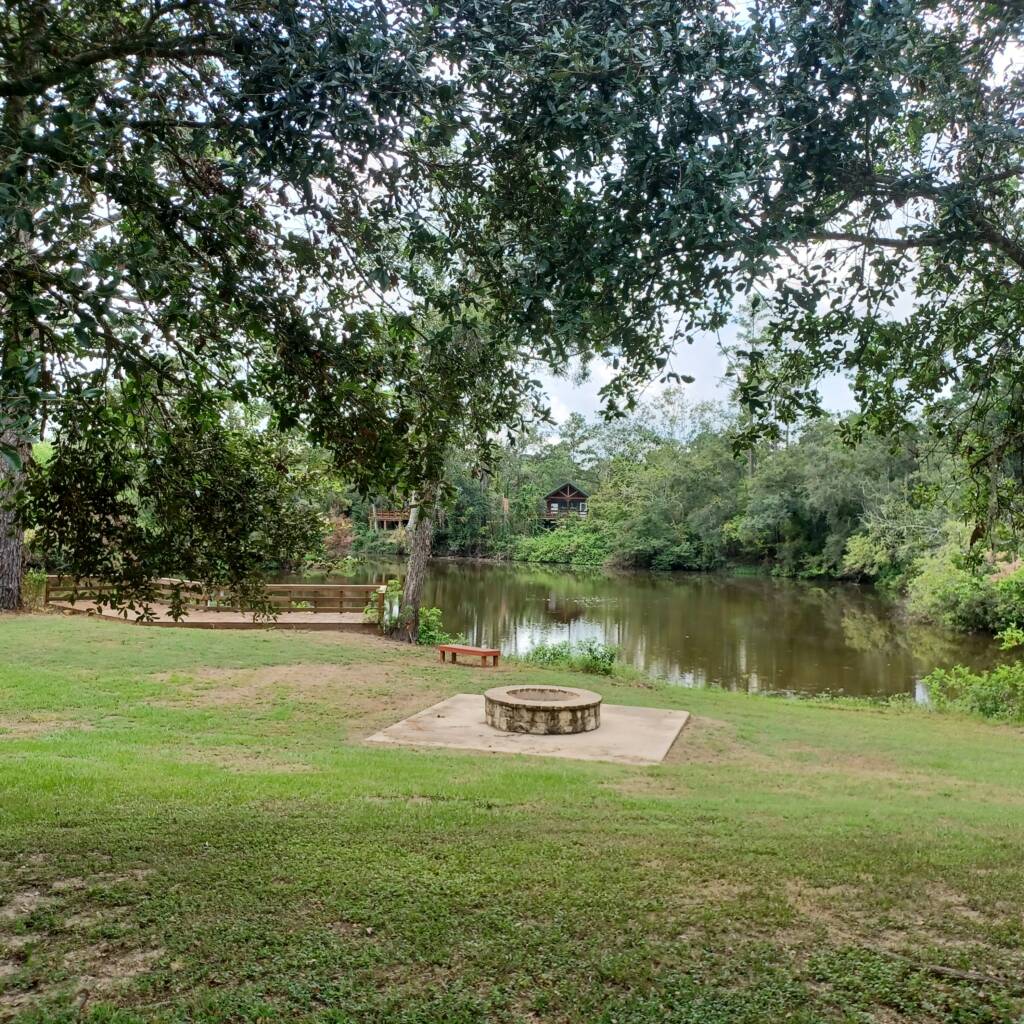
438 643 500 667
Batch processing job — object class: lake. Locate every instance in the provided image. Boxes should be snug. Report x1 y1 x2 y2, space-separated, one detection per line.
318 559 1000 698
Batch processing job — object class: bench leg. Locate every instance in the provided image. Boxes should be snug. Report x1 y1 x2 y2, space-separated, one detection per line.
439 649 445 663
452 652 457 664
492 654 499 667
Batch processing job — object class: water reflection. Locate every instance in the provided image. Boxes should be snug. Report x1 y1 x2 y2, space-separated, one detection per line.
307 560 999 697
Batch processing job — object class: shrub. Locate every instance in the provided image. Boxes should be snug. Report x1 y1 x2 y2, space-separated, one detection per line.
513 517 613 566
994 567 1024 628
521 638 618 675
368 578 402 625
301 554 359 580
22 568 48 612
906 549 998 631
907 549 1024 634
923 662 1024 722
351 528 408 558
323 516 354 559
415 607 462 646
997 624 1024 650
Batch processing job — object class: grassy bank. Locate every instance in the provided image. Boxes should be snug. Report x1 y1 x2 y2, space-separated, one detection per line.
2 616 1024 1023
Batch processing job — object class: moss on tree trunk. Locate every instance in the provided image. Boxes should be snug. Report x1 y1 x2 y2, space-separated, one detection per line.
0 429 29 611
389 487 436 643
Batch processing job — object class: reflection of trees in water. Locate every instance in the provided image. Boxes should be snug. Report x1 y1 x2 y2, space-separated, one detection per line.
394 560 998 698
840 606 897 654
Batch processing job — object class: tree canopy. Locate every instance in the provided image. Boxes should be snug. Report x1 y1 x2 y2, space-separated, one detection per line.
3 0 1023 605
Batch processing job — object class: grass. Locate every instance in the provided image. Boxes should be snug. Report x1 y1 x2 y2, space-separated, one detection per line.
1 615 1024 1023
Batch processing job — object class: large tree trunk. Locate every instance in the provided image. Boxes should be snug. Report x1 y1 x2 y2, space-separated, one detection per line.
0 429 30 611
389 488 436 643
1 12 42 612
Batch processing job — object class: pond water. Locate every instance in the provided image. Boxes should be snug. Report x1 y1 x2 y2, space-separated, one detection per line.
310 559 1000 698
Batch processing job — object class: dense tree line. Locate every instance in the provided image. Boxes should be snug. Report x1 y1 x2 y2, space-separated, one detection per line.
410 392 1024 633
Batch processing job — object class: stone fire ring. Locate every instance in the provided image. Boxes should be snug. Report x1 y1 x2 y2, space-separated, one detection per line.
484 685 602 735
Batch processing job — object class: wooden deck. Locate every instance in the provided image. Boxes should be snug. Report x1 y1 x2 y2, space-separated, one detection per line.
45 577 386 632
49 602 379 631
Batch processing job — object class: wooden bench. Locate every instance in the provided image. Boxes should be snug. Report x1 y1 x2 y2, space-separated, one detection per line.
439 643 500 667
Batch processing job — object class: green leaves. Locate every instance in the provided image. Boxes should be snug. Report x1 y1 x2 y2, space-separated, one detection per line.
6 0 1024 588
24 392 327 618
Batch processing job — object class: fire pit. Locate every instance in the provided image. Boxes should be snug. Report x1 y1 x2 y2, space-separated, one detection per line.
484 685 602 735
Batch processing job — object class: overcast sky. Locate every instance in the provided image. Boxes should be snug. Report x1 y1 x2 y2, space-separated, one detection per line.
540 319 856 424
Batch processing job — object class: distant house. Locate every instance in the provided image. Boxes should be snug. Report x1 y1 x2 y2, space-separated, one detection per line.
542 483 589 523
368 504 411 530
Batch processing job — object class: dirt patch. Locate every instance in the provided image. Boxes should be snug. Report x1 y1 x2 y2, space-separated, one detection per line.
775 742 958 788
1 934 164 1018
612 716 767 789
179 746 318 774
0 889 51 923
662 715 763 765
63 911 104 929
924 884 989 924
63 901 131 931
157 662 397 706
66 943 164 990
152 661 444 731
781 880 865 947
329 919 376 939
0 717 93 740
49 878 87 893
0 934 31 953
51 870 152 891
777 879 1019 962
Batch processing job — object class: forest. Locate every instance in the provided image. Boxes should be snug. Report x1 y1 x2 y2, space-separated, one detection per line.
116 381 1014 640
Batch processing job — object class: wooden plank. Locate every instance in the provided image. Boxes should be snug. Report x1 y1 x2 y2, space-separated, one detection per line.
46 578 387 622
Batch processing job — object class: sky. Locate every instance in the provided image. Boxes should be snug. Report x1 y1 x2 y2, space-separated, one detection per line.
540 319 856 424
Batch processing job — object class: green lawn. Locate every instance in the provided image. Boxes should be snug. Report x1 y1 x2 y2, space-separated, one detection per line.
2 615 1023 1023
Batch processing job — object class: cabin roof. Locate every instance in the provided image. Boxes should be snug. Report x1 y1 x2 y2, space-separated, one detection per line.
543 482 589 500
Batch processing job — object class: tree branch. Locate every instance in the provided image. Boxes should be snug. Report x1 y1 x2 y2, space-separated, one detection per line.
808 230 939 251
0 34 241 98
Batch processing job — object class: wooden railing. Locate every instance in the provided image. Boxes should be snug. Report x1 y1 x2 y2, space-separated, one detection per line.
45 576 386 621
542 508 588 520
369 509 410 526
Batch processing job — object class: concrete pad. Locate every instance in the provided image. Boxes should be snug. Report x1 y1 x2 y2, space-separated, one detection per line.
366 694 689 765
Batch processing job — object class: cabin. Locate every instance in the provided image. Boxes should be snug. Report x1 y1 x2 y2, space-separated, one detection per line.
541 483 589 523
368 505 411 530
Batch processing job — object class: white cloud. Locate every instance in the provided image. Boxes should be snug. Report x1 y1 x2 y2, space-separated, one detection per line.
541 321 854 424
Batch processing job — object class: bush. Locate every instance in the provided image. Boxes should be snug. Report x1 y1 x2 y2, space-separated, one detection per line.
414 607 463 646
22 569 48 612
521 638 618 675
923 661 1024 722
323 516 354 559
906 553 997 631
994 567 1024 628
513 518 613 566
997 624 1024 650
351 528 408 559
906 546 1024 634
370 578 402 626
